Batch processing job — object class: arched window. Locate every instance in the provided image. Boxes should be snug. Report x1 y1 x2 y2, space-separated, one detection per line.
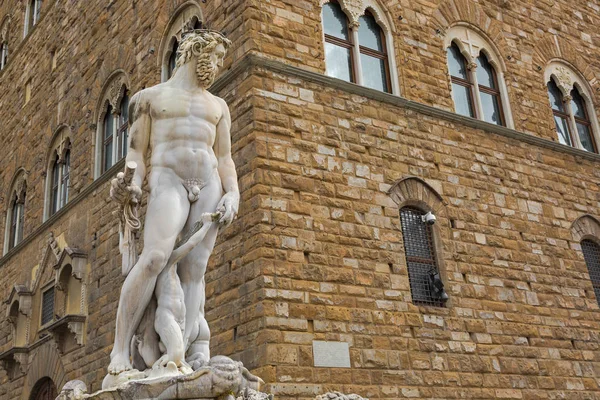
95 73 130 176
444 26 513 127
358 12 389 92
548 78 572 146
25 0 42 36
167 39 179 80
545 62 600 153
323 1 354 83
581 239 600 307
571 88 596 152
447 42 475 118
400 207 447 306
4 174 26 254
0 41 7 70
321 0 399 94
30 377 57 400
49 149 70 216
476 52 504 125
159 5 203 82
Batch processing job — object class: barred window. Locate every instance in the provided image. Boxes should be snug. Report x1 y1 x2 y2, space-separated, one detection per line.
400 207 447 306
41 286 55 326
582 239 600 307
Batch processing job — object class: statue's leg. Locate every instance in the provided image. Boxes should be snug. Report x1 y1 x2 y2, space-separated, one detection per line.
108 177 189 375
177 176 222 367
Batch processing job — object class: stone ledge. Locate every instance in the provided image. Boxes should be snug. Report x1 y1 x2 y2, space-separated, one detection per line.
213 53 600 163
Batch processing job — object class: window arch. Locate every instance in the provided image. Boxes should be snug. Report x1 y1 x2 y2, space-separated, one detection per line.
94 72 130 177
444 25 514 128
321 0 400 95
44 127 71 219
158 3 203 82
24 0 42 37
545 62 599 153
4 171 27 254
389 177 449 307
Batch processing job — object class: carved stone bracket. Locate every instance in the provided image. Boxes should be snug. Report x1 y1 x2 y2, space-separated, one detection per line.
42 315 86 354
5 284 33 317
0 347 29 378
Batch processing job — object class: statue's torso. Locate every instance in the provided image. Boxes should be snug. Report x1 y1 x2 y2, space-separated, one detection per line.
148 85 223 182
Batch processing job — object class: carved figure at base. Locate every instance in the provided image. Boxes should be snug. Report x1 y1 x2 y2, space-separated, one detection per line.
106 29 239 385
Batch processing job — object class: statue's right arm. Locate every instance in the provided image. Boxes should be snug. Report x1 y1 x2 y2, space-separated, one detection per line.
126 90 152 190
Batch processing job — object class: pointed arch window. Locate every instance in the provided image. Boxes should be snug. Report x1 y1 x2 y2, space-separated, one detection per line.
8 190 25 251
160 6 203 82
548 79 573 147
322 1 397 94
447 42 475 118
400 207 447 306
545 63 600 153
571 88 596 153
323 1 354 83
358 12 389 92
5 178 26 253
476 53 504 125
581 239 600 307
101 92 129 173
30 377 57 400
49 148 70 216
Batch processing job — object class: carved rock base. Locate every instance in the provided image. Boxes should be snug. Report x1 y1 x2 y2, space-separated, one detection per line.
57 356 267 400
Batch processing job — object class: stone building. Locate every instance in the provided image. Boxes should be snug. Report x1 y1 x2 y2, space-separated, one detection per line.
1 0 600 399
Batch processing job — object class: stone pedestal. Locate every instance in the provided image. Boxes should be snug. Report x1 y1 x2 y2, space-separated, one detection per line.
57 356 269 400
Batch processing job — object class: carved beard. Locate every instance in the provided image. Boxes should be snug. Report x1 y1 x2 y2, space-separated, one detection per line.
196 56 218 88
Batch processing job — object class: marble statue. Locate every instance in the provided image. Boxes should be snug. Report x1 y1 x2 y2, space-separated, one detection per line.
105 29 240 387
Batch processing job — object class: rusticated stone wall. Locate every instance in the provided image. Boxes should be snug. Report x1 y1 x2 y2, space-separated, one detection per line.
1 0 600 399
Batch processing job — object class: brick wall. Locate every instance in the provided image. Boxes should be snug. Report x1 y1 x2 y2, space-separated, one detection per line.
1 0 600 399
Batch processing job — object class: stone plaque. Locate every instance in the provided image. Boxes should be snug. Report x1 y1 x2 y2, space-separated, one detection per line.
312 341 351 368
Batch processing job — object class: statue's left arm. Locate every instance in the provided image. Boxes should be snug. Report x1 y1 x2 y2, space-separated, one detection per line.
214 97 240 226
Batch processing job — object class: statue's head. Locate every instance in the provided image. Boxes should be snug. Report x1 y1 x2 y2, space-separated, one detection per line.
176 30 232 87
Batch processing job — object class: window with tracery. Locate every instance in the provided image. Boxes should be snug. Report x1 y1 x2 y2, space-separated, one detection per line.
582 239 600 307
400 207 447 306
545 63 599 153
444 26 512 127
322 0 396 94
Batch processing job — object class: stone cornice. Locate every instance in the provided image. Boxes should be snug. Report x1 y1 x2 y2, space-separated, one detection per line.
213 53 600 163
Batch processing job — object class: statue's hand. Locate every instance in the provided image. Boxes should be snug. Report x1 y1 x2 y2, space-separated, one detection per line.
216 191 239 226
110 172 142 206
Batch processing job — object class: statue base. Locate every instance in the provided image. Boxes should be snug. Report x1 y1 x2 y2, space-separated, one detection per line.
57 356 271 400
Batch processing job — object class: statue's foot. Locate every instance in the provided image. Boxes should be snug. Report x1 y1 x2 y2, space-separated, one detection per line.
108 354 133 375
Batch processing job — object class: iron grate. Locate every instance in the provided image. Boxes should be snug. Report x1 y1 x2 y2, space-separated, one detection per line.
400 207 446 306
41 287 55 326
582 239 600 307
